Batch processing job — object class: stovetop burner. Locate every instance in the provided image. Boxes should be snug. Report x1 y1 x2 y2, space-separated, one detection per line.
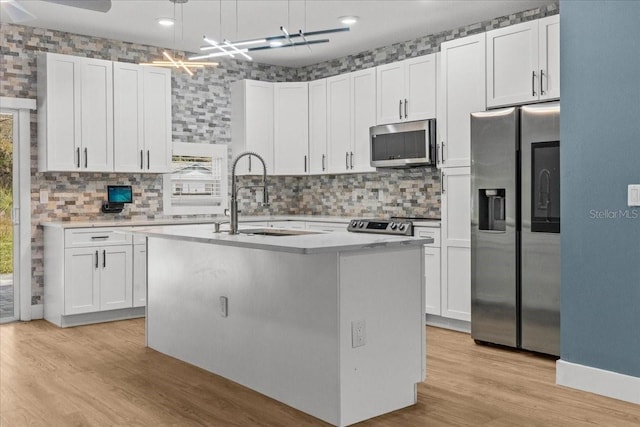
347 218 414 236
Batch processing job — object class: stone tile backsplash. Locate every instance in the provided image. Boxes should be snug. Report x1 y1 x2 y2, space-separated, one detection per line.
0 1 558 305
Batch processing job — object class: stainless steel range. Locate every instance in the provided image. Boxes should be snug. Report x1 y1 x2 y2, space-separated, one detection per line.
347 219 414 236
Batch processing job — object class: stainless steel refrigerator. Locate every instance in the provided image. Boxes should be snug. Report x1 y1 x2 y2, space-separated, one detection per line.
470 102 560 356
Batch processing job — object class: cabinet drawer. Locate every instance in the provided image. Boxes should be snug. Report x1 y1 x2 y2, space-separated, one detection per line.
415 228 441 247
133 234 147 245
65 228 132 248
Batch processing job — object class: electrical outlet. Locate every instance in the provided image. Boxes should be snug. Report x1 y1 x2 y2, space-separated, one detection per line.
351 320 366 348
40 190 48 204
378 189 384 202
220 296 228 318
628 184 640 207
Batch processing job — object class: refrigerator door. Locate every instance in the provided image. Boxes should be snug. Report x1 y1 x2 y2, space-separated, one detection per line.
470 108 518 347
521 102 561 356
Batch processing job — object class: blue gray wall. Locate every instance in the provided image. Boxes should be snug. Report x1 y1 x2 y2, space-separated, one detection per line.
560 0 640 377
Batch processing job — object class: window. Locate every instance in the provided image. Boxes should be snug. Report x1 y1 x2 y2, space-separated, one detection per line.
163 142 228 215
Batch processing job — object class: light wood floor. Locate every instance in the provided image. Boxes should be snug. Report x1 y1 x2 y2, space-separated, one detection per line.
1 319 638 426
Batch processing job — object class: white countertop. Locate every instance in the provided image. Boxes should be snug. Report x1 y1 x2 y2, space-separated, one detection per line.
41 215 441 229
129 223 434 255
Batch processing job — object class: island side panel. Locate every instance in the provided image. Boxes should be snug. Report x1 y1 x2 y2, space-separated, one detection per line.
146 237 341 425
338 246 425 427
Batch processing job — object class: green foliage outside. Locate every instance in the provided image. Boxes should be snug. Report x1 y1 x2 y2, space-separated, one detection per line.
0 115 12 275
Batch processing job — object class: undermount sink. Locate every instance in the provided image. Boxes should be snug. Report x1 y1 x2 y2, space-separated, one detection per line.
239 228 322 237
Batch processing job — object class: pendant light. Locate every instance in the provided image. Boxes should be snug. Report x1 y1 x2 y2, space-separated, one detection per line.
141 0 217 74
190 0 349 62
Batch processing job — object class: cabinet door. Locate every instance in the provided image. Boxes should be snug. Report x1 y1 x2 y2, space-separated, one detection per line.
113 62 145 172
133 244 146 308
143 67 172 173
327 74 351 173
42 53 82 171
439 34 486 168
441 167 471 321
487 21 539 108
405 55 437 121
350 69 376 173
424 246 441 316
273 82 309 175
308 79 328 174
539 15 560 101
244 81 274 175
376 62 405 125
80 58 113 171
64 247 100 315
100 245 133 311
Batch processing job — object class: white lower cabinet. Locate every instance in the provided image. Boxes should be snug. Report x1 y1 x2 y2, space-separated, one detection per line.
133 242 146 308
44 226 144 327
100 245 133 310
440 167 471 322
414 226 442 316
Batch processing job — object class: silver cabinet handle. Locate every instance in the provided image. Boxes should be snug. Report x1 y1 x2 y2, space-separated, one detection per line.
540 69 545 95
441 171 446 194
404 98 408 118
84 148 88 168
76 147 80 168
399 99 403 120
345 152 349 170
103 250 106 268
90 236 109 240
322 154 325 171
95 250 99 269
147 150 150 170
441 142 446 164
350 152 354 169
304 155 307 173
248 156 252 173
140 150 144 170
532 70 537 96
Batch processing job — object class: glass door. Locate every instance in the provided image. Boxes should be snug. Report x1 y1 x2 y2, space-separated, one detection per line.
0 112 16 322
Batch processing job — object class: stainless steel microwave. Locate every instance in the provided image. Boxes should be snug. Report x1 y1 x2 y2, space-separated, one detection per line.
370 119 437 168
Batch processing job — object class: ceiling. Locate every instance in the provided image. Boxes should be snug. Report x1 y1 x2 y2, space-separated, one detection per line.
1 0 555 67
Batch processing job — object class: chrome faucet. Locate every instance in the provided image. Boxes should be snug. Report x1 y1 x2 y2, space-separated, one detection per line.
229 151 269 234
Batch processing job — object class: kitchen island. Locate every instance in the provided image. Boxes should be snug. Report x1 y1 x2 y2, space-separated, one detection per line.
133 224 432 427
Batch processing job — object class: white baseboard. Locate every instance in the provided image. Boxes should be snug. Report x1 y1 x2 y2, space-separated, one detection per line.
31 304 44 319
425 314 471 333
556 359 640 405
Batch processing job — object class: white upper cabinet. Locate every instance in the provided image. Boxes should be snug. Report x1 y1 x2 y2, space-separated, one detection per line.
486 15 560 107
113 64 172 173
437 33 486 168
350 68 376 173
273 82 309 175
538 15 560 101
376 54 437 125
230 80 274 175
38 52 172 173
326 68 376 173
308 79 328 175
326 74 351 173
142 67 172 172
38 53 114 172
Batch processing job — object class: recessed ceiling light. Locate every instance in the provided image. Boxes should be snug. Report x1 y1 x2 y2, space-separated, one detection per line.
339 16 359 26
270 41 284 48
157 17 175 27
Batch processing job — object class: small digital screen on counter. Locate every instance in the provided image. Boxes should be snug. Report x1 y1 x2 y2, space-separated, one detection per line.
107 186 133 203
366 222 388 230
